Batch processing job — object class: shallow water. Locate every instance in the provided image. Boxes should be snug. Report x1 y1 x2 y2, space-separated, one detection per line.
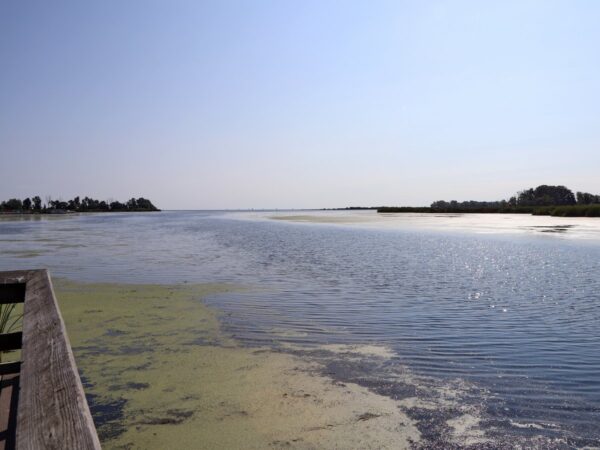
56 281 422 449
1 211 599 446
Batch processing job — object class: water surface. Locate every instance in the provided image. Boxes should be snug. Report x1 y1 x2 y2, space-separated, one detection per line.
1 211 599 446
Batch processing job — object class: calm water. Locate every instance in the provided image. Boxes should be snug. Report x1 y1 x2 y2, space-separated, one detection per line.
1 211 599 446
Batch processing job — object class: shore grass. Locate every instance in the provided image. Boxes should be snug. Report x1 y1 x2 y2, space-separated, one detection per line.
0 302 23 362
532 204 600 217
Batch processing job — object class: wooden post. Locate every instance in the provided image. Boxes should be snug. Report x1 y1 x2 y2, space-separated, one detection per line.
0 270 101 450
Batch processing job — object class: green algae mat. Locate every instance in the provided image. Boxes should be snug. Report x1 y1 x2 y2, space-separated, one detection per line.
56 280 421 449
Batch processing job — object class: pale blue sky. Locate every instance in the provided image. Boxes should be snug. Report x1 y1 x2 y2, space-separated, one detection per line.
1 1 599 209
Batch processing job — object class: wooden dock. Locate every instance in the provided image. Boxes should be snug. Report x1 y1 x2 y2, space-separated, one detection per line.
0 270 101 450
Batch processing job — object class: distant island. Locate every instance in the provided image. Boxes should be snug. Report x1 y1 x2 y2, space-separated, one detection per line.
0 196 160 214
377 185 600 217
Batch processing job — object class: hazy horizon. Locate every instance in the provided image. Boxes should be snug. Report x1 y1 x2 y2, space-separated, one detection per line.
2 1 599 209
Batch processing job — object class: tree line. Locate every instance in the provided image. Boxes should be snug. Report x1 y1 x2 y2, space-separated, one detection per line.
0 196 160 213
430 185 599 211
378 185 600 217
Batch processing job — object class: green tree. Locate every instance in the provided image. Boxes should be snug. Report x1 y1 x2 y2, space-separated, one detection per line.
32 196 42 211
517 185 575 206
109 201 126 211
4 199 23 211
22 197 32 211
576 191 600 204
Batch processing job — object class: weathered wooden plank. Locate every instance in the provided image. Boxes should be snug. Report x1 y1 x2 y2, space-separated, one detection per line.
0 284 25 305
15 269 101 450
0 273 30 286
0 334 21 353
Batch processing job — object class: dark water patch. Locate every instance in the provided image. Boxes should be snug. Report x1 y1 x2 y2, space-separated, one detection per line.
269 438 305 447
82 375 127 441
118 343 156 355
109 382 150 391
405 406 457 445
183 336 224 346
528 225 575 234
531 225 575 228
135 409 194 426
93 401 128 442
357 412 381 421
218 410 248 421
130 361 152 371
105 328 128 337
73 344 113 356
319 358 419 400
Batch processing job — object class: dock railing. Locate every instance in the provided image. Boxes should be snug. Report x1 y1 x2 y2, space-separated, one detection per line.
0 270 101 450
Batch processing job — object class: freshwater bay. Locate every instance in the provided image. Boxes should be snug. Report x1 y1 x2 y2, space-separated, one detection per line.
1 210 599 447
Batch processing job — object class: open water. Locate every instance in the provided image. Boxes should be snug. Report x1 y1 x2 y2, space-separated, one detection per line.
1 210 599 446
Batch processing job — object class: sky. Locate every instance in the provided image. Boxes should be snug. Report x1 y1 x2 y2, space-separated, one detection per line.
1 1 599 209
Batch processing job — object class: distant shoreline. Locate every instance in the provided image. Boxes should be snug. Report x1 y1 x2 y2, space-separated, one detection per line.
0 209 161 215
325 185 600 218
322 205 600 217
376 205 600 217
0 196 160 214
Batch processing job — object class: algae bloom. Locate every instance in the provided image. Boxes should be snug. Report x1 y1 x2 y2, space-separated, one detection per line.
57 280 421 449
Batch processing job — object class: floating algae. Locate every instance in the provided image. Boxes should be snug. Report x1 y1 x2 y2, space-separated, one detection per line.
1 249 47 258
56 280 422 449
